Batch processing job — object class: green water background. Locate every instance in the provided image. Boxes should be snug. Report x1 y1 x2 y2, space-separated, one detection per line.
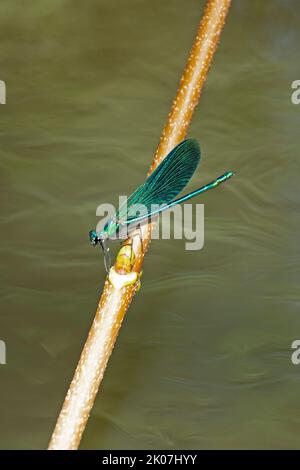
0 0 300 449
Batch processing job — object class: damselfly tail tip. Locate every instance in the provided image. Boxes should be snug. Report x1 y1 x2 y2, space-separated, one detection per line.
218 171 235 184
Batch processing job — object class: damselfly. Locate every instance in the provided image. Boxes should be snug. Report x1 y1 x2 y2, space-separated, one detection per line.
89 139 234 271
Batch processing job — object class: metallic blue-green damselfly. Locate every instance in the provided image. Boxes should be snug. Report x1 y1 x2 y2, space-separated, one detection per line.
89 139 234 271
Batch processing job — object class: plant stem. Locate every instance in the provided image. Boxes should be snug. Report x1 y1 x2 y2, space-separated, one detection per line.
48 0 231 450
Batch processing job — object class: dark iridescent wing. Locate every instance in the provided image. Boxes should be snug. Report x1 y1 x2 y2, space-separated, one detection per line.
116 139 200 223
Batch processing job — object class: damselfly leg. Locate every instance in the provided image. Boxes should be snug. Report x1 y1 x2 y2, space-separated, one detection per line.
100 239 111 273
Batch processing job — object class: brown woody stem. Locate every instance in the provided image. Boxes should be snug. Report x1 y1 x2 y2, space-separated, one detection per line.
48 0 231 450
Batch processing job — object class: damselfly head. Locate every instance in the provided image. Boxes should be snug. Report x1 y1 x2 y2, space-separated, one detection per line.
89 230 100 246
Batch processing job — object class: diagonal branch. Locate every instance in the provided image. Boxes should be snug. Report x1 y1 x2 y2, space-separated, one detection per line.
48 0 231 450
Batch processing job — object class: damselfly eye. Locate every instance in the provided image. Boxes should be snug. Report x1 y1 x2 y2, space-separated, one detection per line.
89 230 98 246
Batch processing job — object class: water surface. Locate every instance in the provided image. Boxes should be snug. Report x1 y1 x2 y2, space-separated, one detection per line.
0 0 299 449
